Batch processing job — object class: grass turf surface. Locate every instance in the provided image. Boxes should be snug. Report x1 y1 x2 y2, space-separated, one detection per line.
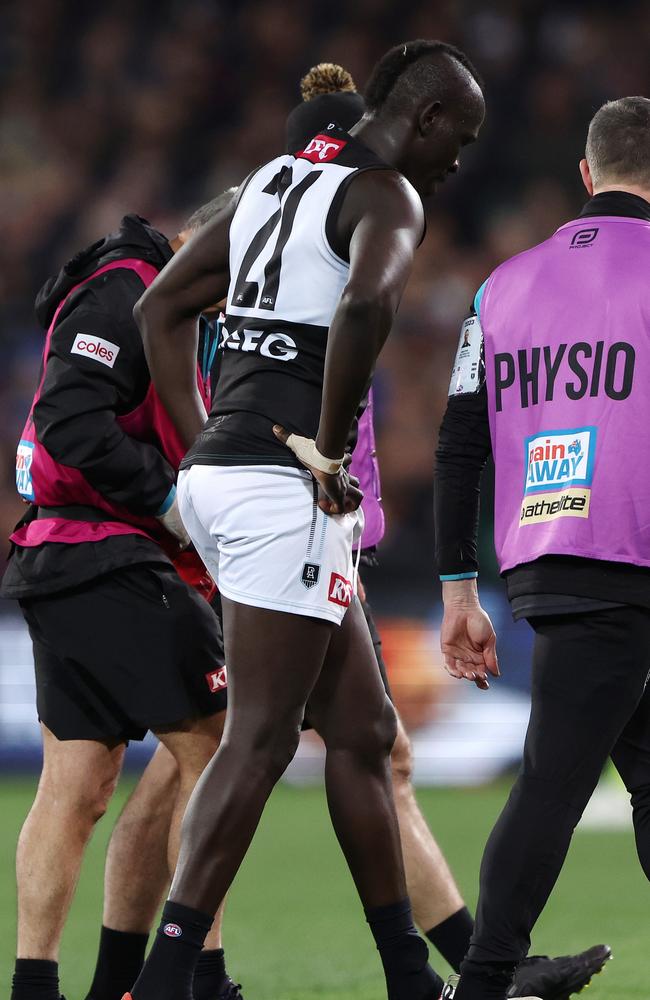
0 776 644 999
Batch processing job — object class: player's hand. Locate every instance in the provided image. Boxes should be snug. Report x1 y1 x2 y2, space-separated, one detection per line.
273 425 363 514
440 598 499 690
156 495 191 551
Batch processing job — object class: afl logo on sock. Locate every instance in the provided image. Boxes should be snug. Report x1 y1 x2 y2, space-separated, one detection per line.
163 923 183 938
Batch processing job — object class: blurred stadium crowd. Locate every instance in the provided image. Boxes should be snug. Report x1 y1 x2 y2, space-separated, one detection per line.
2 0 649 600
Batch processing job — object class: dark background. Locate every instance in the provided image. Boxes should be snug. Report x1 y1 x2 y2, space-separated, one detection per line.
2 0 648 614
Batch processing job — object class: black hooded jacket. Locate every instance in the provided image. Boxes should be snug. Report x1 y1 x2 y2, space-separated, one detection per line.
3 216 183 599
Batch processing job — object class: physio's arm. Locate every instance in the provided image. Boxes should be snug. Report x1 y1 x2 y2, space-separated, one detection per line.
134 198 236 449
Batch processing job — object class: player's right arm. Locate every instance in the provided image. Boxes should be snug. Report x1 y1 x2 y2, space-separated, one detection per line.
278 170 424 513
134 196 237 450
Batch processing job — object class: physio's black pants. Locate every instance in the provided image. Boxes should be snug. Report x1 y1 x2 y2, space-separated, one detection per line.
467 605 650 967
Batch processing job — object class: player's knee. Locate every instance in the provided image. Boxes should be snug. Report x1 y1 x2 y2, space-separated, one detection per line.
348 695 398 766
237 713 302 782
390 717 414 791
40 760 120 825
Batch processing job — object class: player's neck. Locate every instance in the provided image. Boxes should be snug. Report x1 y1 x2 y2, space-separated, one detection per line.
350 115 408 171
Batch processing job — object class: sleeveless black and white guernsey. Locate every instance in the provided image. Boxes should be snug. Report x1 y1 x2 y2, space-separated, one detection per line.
182 125 400 469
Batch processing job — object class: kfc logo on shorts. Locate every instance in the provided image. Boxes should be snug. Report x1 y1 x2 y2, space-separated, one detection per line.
298 134 347 163
71 333 120 368
163 923 182 938
205 666 228 693
328 572 353 607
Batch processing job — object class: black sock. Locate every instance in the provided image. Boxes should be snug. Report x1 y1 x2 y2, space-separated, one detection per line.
425 906 475 973
455 958 517 1000
131 901 213 1000
366 899 443 1000
11 959 60 1000
85 926 149 1000
193 948 229 1000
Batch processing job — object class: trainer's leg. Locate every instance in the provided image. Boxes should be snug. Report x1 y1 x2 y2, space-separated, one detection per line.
12 725 124 1000
611 680 650 880
391 716 472 967
307 597 443 999
456 606 650 1000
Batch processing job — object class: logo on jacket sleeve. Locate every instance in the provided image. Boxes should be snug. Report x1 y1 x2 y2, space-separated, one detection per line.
205 665 228 693
328 572 353 607
298 134 347 163
71 333 120 368
16 440 35 501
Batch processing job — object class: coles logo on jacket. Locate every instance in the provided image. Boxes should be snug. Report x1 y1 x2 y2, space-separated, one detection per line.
71 333 120 368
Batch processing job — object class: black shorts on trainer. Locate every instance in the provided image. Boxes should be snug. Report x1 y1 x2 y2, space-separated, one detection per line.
20 564 227 742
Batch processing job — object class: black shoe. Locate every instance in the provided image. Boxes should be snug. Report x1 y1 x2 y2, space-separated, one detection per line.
510 945 612 1000
215 980 244 1000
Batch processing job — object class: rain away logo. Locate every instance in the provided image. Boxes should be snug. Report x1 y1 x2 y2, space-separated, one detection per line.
524 427 596 494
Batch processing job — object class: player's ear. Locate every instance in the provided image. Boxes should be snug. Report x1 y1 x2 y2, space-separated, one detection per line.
579 158 594 197
418 100 442 136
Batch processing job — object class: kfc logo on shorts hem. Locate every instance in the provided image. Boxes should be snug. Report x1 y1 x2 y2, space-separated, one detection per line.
163 923 182 938
205 665 228 693
71 333 120 368
298 134 347 163
328 572 353 607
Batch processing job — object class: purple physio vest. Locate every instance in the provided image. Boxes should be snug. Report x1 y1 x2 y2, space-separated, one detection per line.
481 215 650 573
350 387 385 549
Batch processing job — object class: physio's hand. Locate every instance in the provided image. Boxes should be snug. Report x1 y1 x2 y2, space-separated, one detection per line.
273 425 363 514
440 581 499 690
157 495 191 550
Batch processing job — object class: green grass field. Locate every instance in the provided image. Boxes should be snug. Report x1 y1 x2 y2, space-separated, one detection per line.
0 776 645 999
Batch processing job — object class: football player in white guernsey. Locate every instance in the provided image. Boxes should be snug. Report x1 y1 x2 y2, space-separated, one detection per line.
130 40 485 1000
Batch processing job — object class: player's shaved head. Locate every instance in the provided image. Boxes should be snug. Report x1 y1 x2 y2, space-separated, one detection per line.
357 39 484 197
364 40 483 119
586 97 650 189
183 187 238 232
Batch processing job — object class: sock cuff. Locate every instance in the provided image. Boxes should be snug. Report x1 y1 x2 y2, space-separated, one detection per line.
425 906 474 973
364 897 412 925
157 900 213 950
101 925 150 944
14 959 58 976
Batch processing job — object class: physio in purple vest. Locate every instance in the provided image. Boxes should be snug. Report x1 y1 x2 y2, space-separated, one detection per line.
435 97 650 1000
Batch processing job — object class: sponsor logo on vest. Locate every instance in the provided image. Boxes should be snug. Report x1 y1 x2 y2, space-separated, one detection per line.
328 572 353 607
205 665 228 693
520 488 590 524
71 333 120 368
301 562 320 589
569 227 599 247
16 439 35 501
298 134 347 163
520 426 596 525
219 326 298 361
163 922 183 938
494 341 635 411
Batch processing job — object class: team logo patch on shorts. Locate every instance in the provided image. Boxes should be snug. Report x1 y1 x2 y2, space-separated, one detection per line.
163 923 182 938
328 572 353 607
301 562 320 589
205 665 227 693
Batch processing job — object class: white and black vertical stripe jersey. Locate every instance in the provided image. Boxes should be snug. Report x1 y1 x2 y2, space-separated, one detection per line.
182 125 401 468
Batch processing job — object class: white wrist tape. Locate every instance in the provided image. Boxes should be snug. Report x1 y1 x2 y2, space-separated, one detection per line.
283 433 344 474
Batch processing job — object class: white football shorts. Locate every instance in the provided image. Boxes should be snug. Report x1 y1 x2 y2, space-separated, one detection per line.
177 464 363 626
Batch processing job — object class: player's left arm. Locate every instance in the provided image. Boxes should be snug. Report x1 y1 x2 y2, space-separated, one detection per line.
434 299 498 689
134 195 237 449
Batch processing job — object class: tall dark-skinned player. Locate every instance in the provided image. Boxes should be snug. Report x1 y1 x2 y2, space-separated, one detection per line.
127 41 486 1000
